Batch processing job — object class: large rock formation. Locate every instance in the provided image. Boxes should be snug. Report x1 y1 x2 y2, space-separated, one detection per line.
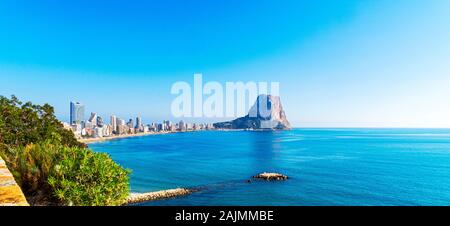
214 94 291 130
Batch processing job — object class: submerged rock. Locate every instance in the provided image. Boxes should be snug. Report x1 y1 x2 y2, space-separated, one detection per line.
214 94 291 130
253 172 289 181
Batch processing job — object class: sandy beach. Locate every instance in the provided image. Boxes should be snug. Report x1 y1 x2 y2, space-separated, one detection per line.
78 129 216 144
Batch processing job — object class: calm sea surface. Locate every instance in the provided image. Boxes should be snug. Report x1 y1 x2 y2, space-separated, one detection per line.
89 129 450 206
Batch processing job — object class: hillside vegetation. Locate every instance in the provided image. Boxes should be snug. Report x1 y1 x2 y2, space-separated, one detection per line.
0 95 129 206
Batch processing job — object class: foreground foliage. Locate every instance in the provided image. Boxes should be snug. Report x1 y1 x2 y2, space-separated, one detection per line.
0 95 130 206
0 95 83 149
48 145 130 206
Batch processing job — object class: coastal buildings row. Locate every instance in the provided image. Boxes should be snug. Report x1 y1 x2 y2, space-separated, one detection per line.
66 101 215 139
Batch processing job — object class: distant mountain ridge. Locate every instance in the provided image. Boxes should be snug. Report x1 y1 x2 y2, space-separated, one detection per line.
214 94 291 130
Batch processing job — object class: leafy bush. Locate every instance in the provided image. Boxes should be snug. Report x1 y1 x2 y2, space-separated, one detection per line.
5 141 59 198
48 146 130 206
5 141 130 206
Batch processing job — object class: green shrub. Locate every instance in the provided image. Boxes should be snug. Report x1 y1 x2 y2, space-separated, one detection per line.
5 141 59 197
48 146 130 206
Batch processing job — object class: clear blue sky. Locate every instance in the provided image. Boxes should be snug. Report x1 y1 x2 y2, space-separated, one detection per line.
1 0 450 127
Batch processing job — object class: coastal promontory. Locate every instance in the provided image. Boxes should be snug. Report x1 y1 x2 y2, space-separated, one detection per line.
214 94 291 130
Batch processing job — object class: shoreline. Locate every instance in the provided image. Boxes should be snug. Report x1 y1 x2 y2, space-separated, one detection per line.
79 128 287 144
79 131 179 144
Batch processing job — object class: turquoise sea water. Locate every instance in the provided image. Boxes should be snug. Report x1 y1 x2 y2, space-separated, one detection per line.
89 129 450 206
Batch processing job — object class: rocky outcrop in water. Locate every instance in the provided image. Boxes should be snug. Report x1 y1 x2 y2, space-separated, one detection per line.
125 188 195 205
253 172 289 181
214 94 291 130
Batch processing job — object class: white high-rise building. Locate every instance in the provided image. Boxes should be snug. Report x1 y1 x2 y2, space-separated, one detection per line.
88 112 98 125
117 118 126 126
94 127 104 138
110 115 117 132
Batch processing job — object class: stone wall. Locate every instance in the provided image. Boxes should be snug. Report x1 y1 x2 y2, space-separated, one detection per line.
0 156 29 206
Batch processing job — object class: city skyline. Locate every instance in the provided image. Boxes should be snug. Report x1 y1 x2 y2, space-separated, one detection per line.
67 99 217 126
67 99 216 139
2 0 450 127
